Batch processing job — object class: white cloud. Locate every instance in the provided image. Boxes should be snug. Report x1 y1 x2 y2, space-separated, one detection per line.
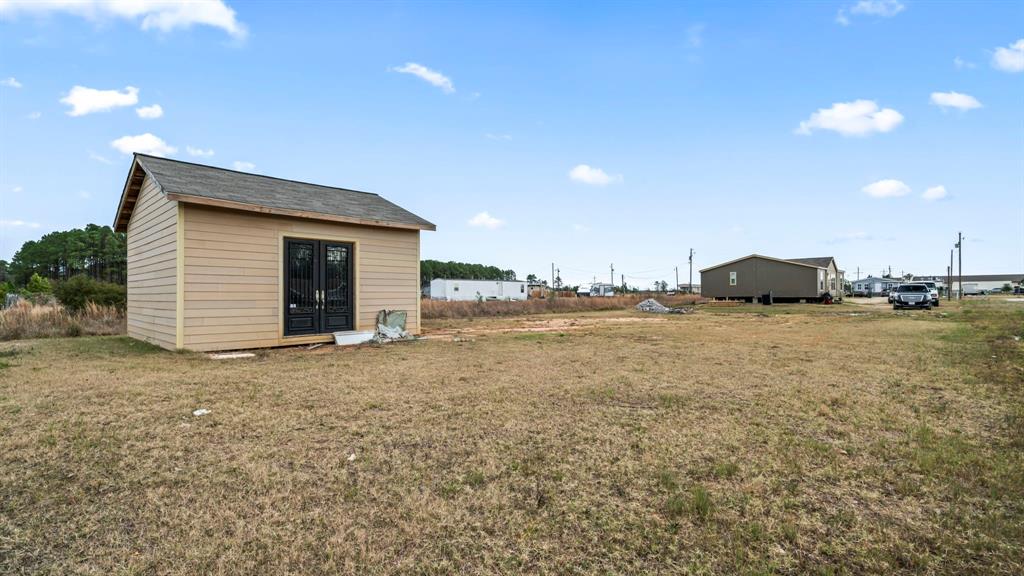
837 0 904 25
110 133 176 157
930 91 982 111
953 57 976 70
11 186 23 193
392 62 455 93
0 219 40 229
922 185 948 201
187 146 215 157
27 111 41 119
468 211 503 229
687 24 704 48
485 133 512 141
572 223 590 233
862 179 911 198
61 85 138 116
992 39 1024 73
796 100 903 136
89 151 114 164
1 76 22 88
232 160 255 171
851 0 905 17
78 190 92 200
569 164 622 186
136 104 164 118
0 0 247 39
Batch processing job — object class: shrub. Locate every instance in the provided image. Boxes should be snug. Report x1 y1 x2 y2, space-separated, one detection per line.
53 275 126 312
0 281 12 304
0 300 125 341
25 273 52 295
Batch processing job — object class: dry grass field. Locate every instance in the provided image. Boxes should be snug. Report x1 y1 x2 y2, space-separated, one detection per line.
1 299 1022 574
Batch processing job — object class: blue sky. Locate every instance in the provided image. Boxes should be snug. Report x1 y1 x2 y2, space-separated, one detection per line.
1 0 1021 287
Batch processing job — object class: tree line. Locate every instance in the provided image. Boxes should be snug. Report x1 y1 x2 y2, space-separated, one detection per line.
1 225 127 286
420 260 518 285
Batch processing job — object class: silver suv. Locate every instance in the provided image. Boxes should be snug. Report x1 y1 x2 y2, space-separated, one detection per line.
920 281 940 306
892 283 933 310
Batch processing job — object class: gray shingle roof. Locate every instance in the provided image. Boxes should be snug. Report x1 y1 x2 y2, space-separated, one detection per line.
786 257 834 268
133 154 435 230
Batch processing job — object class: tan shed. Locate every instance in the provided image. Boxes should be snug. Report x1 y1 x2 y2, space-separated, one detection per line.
113 154 435 351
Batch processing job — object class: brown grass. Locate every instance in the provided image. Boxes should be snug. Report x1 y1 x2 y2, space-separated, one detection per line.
0 301 125 341
0 301 1021 574
422 293 703 319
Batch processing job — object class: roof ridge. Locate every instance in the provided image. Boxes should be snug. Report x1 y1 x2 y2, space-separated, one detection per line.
134 153 381 197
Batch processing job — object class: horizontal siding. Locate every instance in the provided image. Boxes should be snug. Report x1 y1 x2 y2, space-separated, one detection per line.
126 174 177 350
182 204 421 351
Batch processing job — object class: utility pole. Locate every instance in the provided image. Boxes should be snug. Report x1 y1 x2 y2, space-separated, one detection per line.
674 266 679 292
956 232 963 300
949 249 953 300
610 263 614 286
856 266 860 281
551 263 555 290
688 248 694 294
621 274 625 292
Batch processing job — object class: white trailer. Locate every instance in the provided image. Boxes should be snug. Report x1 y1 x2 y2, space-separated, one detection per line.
428 278 527 301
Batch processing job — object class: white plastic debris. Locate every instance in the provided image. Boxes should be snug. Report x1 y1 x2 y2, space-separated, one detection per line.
635 298 692 314
209 352 255 360
347 453 356 462
192 408 211 417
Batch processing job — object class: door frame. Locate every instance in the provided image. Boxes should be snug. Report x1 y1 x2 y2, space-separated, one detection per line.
278 232 360 341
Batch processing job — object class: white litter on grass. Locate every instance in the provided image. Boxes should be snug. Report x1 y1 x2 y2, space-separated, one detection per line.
209 352 255 360
347 453 356 462
192 408 211 417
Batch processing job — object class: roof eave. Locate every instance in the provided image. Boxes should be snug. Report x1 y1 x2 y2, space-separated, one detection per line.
166 192 436 231
112 156 151 233
699 253 825 273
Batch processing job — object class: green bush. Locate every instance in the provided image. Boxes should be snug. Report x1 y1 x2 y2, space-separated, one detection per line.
0 281 12 303
25 273 52 295
53 275 126 312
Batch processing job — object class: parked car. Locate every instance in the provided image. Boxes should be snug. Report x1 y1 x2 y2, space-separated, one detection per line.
887 285 901 304
920 281 940 306
892 283 933 310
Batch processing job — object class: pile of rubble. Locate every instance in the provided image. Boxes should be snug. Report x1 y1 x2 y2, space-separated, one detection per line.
635 298 692 314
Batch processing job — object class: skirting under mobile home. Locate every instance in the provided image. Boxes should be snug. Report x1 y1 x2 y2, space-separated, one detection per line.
114 154 435 352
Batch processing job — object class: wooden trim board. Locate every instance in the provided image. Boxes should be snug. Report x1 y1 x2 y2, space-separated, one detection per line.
167 192 435 231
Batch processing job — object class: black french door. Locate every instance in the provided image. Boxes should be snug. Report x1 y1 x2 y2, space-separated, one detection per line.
284 238 353 336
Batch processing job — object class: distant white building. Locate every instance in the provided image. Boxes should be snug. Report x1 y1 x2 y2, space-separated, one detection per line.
852 276 901 296
428 278 527 301
589 283 616 297
914 274 1023 295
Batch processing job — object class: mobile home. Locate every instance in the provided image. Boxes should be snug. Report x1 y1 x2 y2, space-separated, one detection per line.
428 278 527 301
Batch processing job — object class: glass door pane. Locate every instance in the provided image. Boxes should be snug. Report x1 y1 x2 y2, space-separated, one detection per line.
321 243 353 331
284 239 317 335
